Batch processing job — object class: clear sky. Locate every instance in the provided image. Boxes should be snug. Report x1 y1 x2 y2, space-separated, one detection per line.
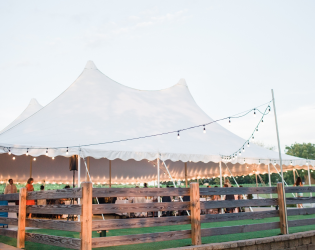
0 1 314 152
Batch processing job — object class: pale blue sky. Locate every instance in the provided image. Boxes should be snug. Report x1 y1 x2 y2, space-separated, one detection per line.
0 1 314 151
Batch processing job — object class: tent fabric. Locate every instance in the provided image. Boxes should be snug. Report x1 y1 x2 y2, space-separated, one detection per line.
0 61 313 169
0 98 42 133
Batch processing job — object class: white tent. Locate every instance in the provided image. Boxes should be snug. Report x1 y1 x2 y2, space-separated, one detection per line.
0 61 313 184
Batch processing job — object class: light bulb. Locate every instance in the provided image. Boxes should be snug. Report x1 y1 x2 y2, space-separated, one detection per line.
203 126 206 133
247 142 250 147
26 149 29 156
254 109 256 117
252 136 255 141
177 132 180 139
239 151 241 156
261 119 264 124
66 147 69 155
229 118 231 125
12 157 15 160
52 157 55 160
290 161 293 165
256 128 258 133
46 149 48 156
306 162 309 165
33 158 36 161
269 106 271 112
8 150 11 155
243 147 245 152
302 170 304 172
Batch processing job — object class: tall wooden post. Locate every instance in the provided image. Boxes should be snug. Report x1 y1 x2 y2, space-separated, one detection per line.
17 187 27 248
277 182 288 235
185 162 188 188
190 182 201 245
109 160 112 188
81 182 92 250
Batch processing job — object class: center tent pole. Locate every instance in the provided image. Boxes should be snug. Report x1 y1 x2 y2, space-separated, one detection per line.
219 161 223 214
78 154 81 222
157 156 160 217
271 89 288 234
268 163 272 199
185 162 188 188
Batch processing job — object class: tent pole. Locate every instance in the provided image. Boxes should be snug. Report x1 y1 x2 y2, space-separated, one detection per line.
162 160 190 216
29 156 32 178
255 173 258 187
308 164 312 201
81 155 105 220
78 154 81 222
224 162 253 212
293 168 296 185
86 157 90 182
268 163 272 199
271 89 288 234
109 160 112 188
219 161 223 214
157 157 160 217
185 162 188 187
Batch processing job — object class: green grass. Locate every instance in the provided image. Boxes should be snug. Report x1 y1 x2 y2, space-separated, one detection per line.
1 214 315 250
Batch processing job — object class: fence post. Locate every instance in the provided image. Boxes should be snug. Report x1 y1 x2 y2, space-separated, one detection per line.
277 182 288 234
81 182 92 250
190 182 201 245
17 187 27 248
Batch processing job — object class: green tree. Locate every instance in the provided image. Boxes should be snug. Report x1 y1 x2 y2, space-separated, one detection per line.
285 143 315 160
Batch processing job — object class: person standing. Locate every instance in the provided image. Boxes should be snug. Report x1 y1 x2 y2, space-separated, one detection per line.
26 178 35 218
295 177 303 209
4 179 17 195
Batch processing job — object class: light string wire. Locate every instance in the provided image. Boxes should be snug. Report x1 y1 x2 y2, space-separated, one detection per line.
221 102 272 161
1 100 272 153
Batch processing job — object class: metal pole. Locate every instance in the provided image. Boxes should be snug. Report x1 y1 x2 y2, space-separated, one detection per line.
109 160 112 188
271 89 288 234
308 164 312 198
268 163 272 199
293 169 296 185
78 154 81 222
157 157 160 217
219 161 223 214
185 162 188 187
30 156 32 178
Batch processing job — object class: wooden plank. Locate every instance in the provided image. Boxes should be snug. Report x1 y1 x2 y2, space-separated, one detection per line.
287 207 315 216
0 228 17 238
201 221 280 237
190 182 201 245
0 206 19 213
285 186 315 193
0 217 18 226
92 188 190 198
92 216 191 231
286 197 315 205
25 219 81 232
92 201 190 214
199 187 277 196
200 198 278 209
81 182 92 250
26 188 82 200
277 183 288 234
288 218 315 227
0 193 19 201
25 233 81 250
92 230 191 248
26 204 81 215
201 210 279 224
17 187 26 249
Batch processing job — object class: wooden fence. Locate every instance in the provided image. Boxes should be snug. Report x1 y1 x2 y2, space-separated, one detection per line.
1 182 315 250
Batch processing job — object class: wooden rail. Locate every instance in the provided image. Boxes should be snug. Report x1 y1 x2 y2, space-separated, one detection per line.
0 184 315 250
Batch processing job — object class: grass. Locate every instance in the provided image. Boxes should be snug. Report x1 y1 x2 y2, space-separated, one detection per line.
1 214 315 250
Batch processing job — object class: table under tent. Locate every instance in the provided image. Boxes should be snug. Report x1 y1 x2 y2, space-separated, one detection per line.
0 61 313 192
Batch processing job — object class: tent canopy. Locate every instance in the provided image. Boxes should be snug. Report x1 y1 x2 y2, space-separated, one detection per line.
0 61 312 169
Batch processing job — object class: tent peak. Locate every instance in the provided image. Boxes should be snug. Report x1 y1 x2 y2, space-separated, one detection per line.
84 60 97 70
177 78 187 87
29 98 40 106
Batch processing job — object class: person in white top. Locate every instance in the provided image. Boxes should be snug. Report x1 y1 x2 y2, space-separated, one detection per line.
4 179 17 194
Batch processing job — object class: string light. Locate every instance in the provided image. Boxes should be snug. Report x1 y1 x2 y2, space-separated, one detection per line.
66 147 69 155
26 149 29 156
52 157 55 160
256 128 258 133
203 125 206 134
229 118 231 125
12 157 15 160
239 151 241 156
253 109 256 117
46 149 48 156
243 147 245 152
33 158 36 161
247 142 250 147
268 106 271 112
177 131 180 139
252 136 255 141
8 149 11 155
261 119 264 124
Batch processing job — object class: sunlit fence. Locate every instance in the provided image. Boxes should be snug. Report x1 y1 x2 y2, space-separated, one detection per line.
0 183 315 249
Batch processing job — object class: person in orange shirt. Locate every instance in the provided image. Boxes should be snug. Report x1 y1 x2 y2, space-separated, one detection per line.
26 178 35 218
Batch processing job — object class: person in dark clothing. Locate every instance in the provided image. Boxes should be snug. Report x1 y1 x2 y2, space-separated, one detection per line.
162 186 172 216
224 184 235 213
